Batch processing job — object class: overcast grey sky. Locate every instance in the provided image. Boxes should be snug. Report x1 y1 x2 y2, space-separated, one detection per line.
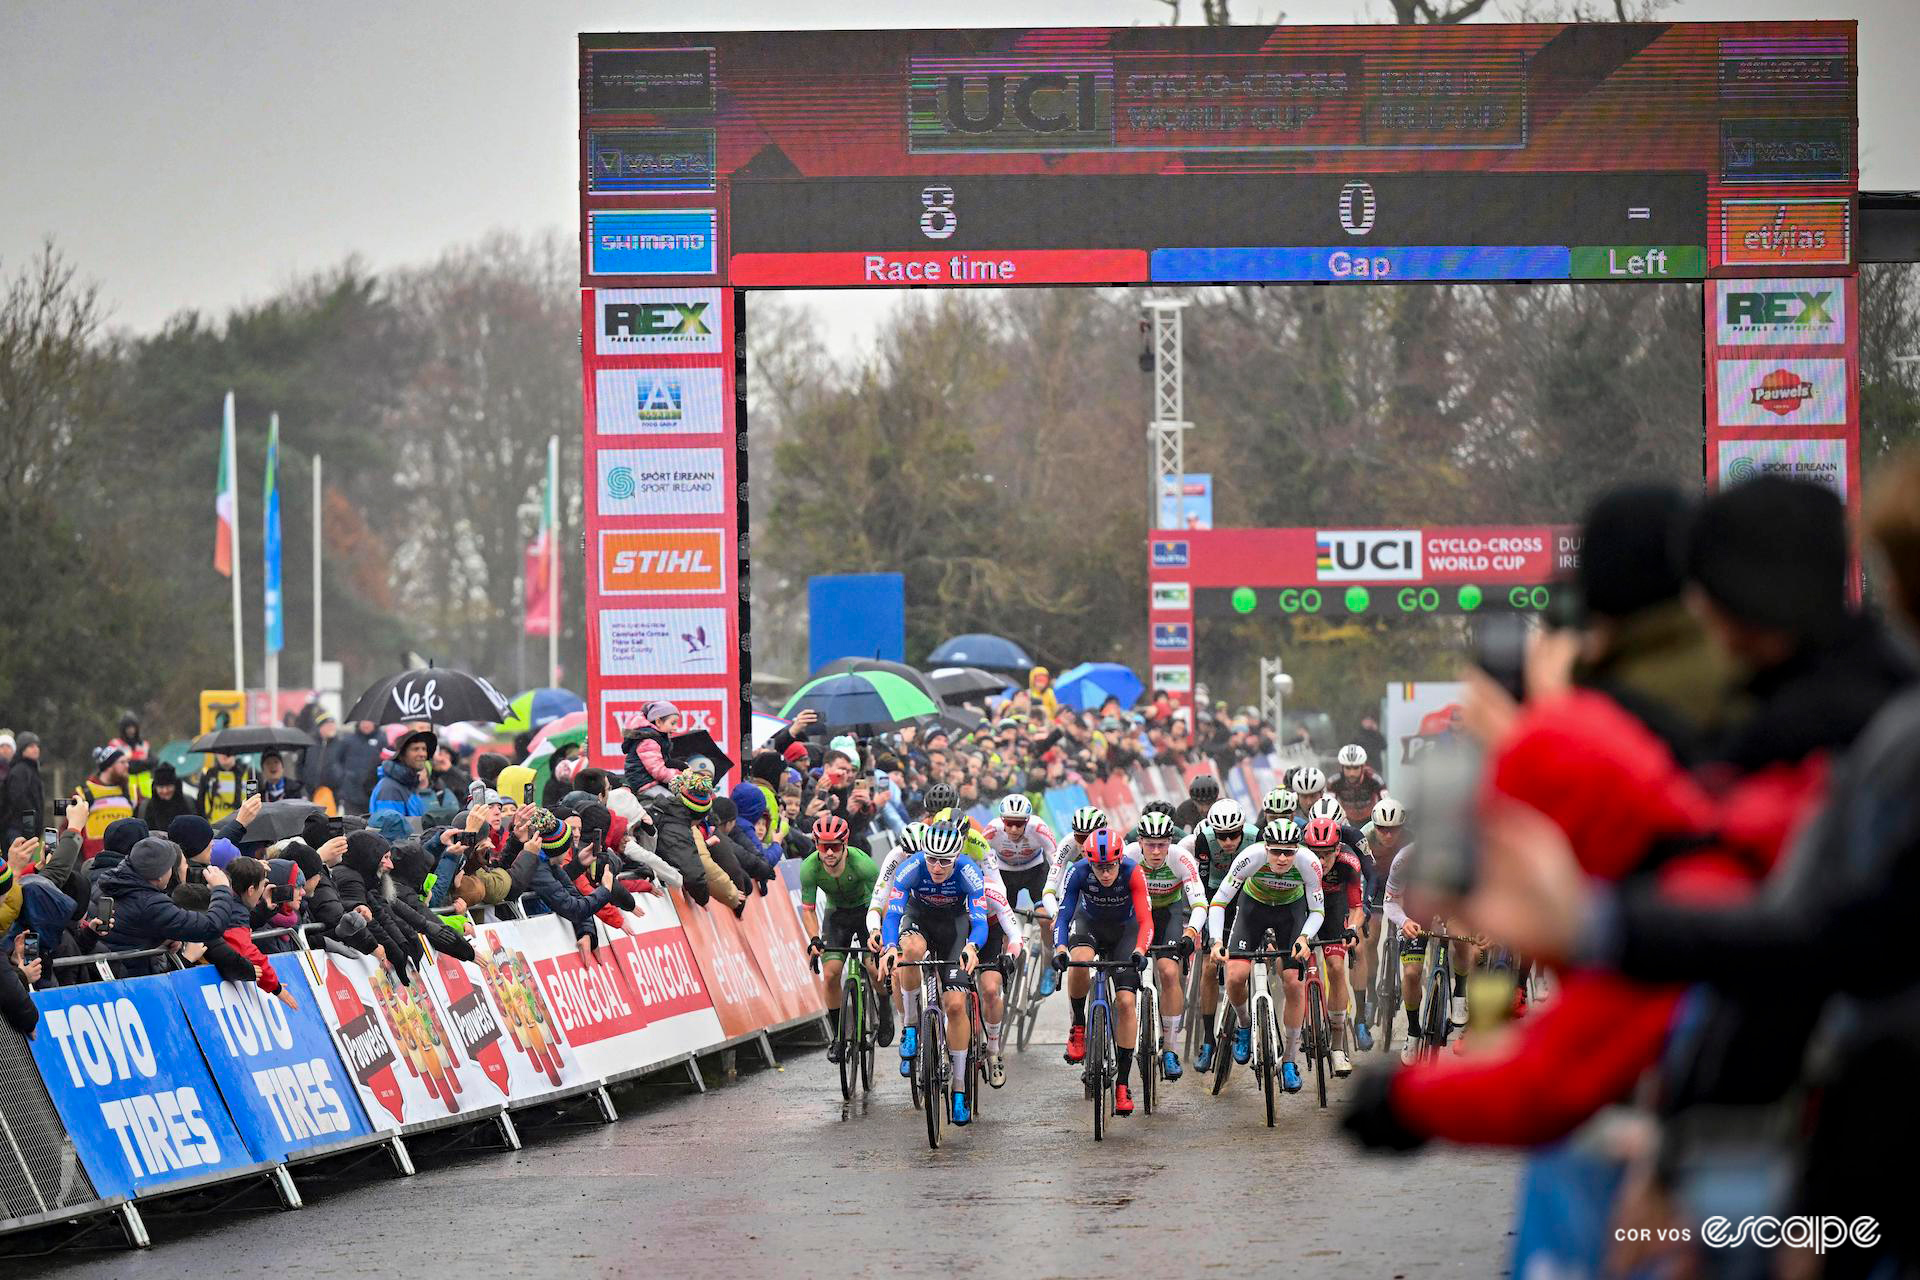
1 0 1911 343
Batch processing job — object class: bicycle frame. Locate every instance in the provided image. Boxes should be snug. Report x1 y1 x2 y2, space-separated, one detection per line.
1063 957 1136 1142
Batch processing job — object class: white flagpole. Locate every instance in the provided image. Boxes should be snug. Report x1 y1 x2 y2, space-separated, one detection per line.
547 434 560 688
227 392 245 696
313 454 324 690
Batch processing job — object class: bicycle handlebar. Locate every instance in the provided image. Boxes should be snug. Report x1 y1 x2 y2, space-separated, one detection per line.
1062 959 1142 971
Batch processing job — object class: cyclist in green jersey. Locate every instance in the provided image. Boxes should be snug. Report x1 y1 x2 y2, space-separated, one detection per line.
801 813 886 1057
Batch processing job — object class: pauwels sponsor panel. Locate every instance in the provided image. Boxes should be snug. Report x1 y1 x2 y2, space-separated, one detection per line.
1714 357 1848 427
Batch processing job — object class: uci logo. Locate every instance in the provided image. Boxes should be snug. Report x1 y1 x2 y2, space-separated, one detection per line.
910 60 1111 150
1315 530 1423 582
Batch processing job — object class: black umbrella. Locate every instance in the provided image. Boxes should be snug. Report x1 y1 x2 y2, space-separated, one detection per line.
190 725 317 755
668 728 736 783
813 657 942 705
926 666 1011 703
346 668 512 727
240 800 324 845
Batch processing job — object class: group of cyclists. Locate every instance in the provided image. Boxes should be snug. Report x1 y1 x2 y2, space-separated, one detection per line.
799 746 1461 1130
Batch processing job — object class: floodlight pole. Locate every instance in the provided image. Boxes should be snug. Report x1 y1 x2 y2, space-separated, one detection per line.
1144 298 1190 530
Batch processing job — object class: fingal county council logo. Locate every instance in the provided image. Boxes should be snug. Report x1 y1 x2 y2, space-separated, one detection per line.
1750 368 1813 416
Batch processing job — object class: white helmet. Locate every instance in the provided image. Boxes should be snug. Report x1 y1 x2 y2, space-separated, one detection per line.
998 794 1032 820
1310 795 1345 824
899 822 928 853
1338 744 1367 768
1206 798 1246 834
1262 787 1297 816
1372 797 1406 829
1071 805 1108 836
1290 766 1326 794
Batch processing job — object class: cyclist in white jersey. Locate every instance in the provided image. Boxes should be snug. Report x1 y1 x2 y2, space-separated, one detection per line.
1131 810 1205 1079
983 794 1058 915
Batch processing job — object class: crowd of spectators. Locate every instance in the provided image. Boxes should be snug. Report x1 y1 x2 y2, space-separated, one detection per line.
1335 460 1920 1278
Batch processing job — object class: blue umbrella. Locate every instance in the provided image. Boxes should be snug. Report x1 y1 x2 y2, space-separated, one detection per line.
1053 662 1144 711
496 687 587 734
926 633 1034 672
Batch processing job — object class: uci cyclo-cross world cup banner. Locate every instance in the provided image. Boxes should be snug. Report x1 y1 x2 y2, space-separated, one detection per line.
576 22 1857 747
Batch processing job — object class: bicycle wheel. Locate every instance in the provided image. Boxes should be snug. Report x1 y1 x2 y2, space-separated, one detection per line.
1137 983 1157 1116
1378 964 1401 1055
859 994 875 1094
1308 981 1328 1109
921 1005 943 1150
837 975 857 1101
1209 1005 1236 1097
967 1001 985 1121
1018 952 1044 1051
1089 1009 1109 1142
1182 960 1205 1065
907 992 924 1110
1259 1008 1277 1128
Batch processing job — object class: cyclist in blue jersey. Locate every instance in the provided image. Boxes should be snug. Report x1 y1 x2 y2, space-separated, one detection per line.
1052 827 1154 1116
881 821 988 1126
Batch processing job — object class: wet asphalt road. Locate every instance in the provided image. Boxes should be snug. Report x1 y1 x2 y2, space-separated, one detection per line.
36 993 1519 1279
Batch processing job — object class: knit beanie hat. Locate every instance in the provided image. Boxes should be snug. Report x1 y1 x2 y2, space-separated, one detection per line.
540 822 574 857
1579 484 1690 619
1684 475 1847 639
105 817 151 858
128 836 182 882
166 815 214 859
208 838 243 870
286 842 326 882
674 771 714 814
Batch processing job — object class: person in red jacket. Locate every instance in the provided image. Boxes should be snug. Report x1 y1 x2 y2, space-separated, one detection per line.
219 857 298 1009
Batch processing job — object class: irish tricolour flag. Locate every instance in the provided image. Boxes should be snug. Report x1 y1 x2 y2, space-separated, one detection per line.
215 391 237 577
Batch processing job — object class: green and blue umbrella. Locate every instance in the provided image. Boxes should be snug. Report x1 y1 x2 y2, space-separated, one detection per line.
779 670 941 731
496 687 586 735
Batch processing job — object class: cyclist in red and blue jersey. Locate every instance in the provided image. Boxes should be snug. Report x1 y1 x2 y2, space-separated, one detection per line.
881 821 988 1126
1052 827 1154 1116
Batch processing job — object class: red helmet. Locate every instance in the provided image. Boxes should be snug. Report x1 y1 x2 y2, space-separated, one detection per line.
1301 817 1342 852
1083 826 1125 865
811 814 850 845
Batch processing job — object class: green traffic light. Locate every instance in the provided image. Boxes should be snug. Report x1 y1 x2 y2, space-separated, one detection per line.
1344 586 1370 612
1231 587 1257 614
1458 584 1483 611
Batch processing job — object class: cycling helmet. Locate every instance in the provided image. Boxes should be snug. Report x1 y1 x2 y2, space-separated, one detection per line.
811 814 850 845
1338 744 1368 768
1262 787 1298 817
1260 818 1302 846
1371 797 1406 829
1310 795 1345 824
1205 798 1246 834
998 794 1032 820
1301 817 1342 851
1290 766 1326 795
922 822 965 858
1071 805 1108 836
1142 799 1178 820
1187 774 1221 803
1083 827 1125 865
899 822 928 853
1136 811 1176 840
924 783 958 813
